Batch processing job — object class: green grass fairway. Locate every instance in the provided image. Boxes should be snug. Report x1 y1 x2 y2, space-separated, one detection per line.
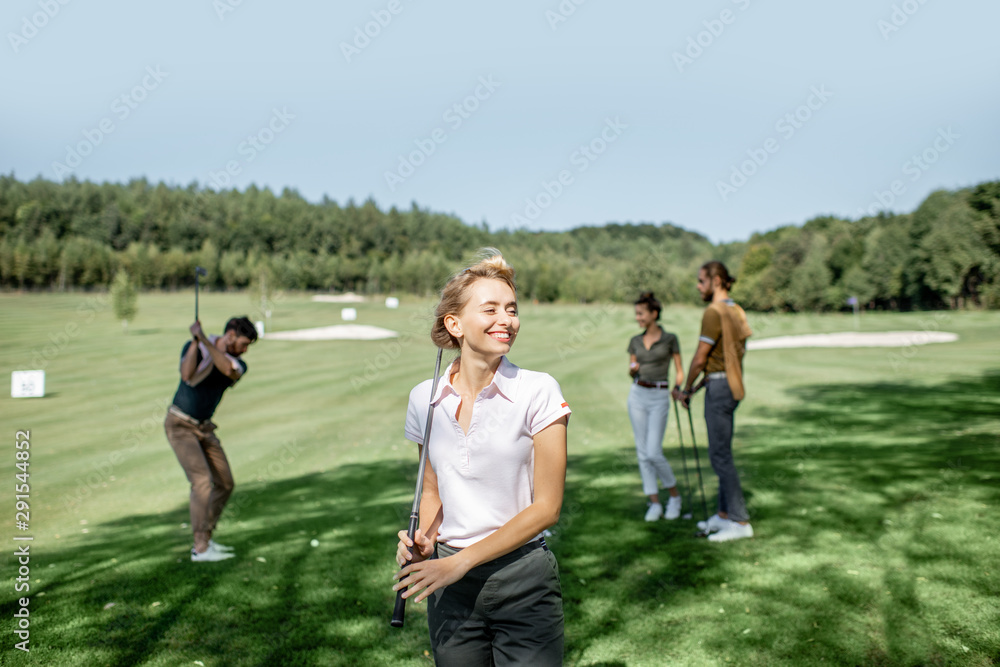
2 291 998 666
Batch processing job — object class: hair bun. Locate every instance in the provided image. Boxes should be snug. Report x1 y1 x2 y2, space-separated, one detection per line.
639 291 655 300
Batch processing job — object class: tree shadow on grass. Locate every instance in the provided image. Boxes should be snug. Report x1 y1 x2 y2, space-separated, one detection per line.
4 372 997 666
742 369 1000 545
7 455 730 667
726 369 1000 665
3 462 434 667
553 446 727 665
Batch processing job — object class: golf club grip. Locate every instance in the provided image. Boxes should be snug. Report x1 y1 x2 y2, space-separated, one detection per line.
390 587 407 628
390 514 420 628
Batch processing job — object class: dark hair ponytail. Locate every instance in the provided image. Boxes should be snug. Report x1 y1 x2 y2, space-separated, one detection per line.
634 291 661 320
701 261 736 290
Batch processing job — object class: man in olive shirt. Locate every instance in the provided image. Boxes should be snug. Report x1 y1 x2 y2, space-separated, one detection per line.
165 316 257 561
675 262 754 542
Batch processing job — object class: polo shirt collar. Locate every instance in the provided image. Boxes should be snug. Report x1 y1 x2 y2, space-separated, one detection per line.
432 355 518 404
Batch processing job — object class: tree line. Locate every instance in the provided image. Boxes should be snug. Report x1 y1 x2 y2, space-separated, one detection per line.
0 174 997 311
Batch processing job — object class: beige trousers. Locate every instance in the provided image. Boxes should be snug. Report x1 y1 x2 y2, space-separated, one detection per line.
164 412 234 533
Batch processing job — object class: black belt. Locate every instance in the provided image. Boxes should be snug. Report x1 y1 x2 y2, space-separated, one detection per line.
437 538 549 563
635 379 672 389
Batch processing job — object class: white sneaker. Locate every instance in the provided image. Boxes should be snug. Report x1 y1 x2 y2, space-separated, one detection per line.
644 502 664 522
697 514 728 533
209 539 235 553
191 544 236 562
707 521 754 542
664 495 682 520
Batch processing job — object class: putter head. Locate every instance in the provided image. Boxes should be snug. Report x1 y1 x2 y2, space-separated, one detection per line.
682 512 693 520
195 266 207 277
694 530 710 538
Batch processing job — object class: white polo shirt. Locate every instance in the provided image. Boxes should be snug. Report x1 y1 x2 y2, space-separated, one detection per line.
405 356 571 548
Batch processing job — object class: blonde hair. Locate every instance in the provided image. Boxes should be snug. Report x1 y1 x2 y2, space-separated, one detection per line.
431 248 516 350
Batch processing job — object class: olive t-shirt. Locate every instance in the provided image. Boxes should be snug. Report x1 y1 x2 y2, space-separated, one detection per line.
699 299 745 374
627 331 680 383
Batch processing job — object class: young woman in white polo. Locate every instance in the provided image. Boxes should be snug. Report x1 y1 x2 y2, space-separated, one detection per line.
393 250 570 666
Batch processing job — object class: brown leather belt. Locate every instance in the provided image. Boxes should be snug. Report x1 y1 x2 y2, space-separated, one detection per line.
168 405 213 428
635 379 672 389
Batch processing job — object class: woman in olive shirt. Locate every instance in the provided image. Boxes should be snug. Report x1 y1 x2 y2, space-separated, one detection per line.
627 292 685 521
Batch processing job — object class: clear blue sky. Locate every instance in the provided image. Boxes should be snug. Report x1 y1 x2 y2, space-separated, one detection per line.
2 0 998 243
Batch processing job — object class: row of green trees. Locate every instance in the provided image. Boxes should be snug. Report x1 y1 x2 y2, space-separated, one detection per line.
1 175 997 310
730 182 1000 311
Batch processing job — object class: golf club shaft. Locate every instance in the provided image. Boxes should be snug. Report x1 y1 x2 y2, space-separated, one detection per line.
686 402 710 523
672 398 694 518
194 267 206 323
391 347 443 629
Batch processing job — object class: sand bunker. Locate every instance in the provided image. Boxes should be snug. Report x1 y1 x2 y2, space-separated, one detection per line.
264 325 398 341
748 331 958 350
311 293 366 303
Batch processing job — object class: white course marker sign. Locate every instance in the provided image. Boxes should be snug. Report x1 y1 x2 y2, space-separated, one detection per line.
11 370 45 398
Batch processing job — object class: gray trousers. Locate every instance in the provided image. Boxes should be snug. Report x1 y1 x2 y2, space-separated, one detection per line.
704 378 749 523
427 541 563 666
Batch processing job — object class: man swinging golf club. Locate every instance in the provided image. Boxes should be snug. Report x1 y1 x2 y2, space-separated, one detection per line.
673 261 754 542
164 268 258 561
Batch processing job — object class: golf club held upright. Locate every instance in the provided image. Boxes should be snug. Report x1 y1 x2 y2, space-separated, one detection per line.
194 266 207 322
391 347 444 628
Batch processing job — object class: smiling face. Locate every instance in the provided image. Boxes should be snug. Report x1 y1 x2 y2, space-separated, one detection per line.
634 303 658 330
445 278 519 359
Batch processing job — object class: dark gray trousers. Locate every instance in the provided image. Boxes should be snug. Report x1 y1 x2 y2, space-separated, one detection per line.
427 541 563 666
704 378 749 523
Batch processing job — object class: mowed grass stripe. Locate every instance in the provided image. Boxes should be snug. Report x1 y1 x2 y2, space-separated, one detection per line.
1 293 998 665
